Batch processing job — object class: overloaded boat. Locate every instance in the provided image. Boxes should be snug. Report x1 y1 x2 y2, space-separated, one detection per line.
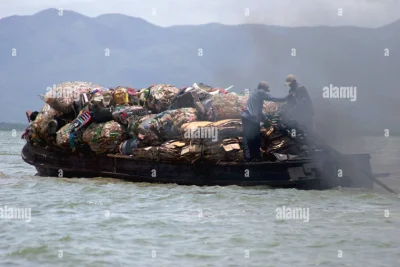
22 141 378 189
21 81 391 190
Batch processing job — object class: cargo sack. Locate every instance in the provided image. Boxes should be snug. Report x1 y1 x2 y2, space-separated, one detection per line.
102 90 114 107
73 92 91 115
42 81 101 113
32 104 62 142
158 140 185 161
180 119 241 146
130 140 185 161
119 138 139 155
126 88 139 106
181 138 243 163
47 117 67 136
136 115 160 146
56 123 72 149
113 87 129 105
169 87 211 111
204 119 242 144
90 105 113 123
112 105 148 125
152 108 198 140
180 121 213 145
126 114 156 138
24 124 40 143
145 84 179 113
210 94 242 120
82 121 127 154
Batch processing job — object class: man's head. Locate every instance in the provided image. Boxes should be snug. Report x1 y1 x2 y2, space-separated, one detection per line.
29 111 39 122
257 81 270 92
285 74 297 88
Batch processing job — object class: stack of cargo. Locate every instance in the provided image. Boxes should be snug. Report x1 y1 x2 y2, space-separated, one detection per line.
24 81 302 163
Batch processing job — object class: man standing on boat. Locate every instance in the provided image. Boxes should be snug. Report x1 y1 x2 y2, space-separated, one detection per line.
241 81 289 162
282 74 314 133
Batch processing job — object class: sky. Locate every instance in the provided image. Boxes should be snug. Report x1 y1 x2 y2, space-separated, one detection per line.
0 0 399 27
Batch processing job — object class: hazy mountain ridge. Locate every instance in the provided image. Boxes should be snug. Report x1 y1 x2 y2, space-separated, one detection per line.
0 8 399 136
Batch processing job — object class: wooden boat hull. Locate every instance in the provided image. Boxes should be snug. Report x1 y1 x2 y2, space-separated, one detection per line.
21 143 374 189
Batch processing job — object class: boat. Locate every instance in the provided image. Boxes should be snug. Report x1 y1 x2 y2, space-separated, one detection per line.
21 142 386 190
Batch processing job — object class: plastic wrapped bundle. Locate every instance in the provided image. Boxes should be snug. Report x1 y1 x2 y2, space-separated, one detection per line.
210 94 241 120
42 81 101 113
126 114 155 138
237 95 248 111
56 123 72 149
136 115 160 146
152 108 198 140
145 84 179 113
82 121 128 154
119 138 139 155
32 104 62 142
112 105 148 125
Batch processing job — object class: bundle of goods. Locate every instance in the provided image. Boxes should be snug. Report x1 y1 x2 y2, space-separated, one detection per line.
31 104 63 143
210 94 242 120
181 121 212 145
41 81 102 113
142 84 180 113
130 140 185 161
136 108 197 145
134 115 160 146
169 86 212 116
112 105 148 125
55 123 72 149
24 79 309 163
119 138 139 155
180 119 242 146
180 137 243 163
82 121 128 154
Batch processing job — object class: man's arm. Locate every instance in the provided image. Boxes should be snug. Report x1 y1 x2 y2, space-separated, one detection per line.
259 90 288 103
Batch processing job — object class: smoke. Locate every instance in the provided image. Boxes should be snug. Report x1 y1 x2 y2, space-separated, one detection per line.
208 0 400 153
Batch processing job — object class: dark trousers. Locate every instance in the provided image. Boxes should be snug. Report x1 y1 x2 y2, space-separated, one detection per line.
241 116 261 160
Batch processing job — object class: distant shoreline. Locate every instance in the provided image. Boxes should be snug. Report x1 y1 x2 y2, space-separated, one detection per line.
0 123 27 131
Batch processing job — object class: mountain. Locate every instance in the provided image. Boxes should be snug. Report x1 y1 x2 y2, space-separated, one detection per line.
0 8 399 136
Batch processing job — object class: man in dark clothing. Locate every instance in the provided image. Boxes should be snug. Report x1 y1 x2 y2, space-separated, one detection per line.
241 81 289 162
283 75 314 132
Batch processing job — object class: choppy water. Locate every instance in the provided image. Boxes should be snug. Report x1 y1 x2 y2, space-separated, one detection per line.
0 131 399 267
